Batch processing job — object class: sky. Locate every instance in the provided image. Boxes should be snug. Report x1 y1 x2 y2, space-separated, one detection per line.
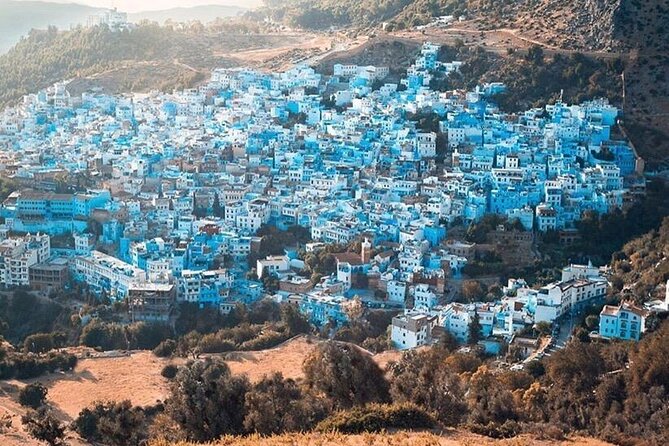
15 0 263 13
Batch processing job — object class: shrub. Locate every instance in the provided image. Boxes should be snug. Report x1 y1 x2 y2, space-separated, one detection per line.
238 330 288 351
0 351 76 380
197 334 236 354
73 400 147 446
127 322 173 350
19 383 48 409
22 407 65 446
161 364 178 379
243 372 326 435
153 339 177 358
303 341 389 408
165 358 250 441
23 332 66 354
315 403 435 434
79 321 127 351
467 420 521 439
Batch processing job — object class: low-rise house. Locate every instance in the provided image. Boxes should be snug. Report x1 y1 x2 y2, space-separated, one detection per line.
599 302 648 341
257 255 290 279
391 312 437 349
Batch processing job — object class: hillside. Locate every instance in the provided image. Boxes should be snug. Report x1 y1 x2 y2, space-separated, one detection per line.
466 0 669 52
0 338 616 446
610 216 669 304
318 36 669 165
128 5 248 24
0 337 398 445
0 0 102 53
257 0 669 53
0 23 331 108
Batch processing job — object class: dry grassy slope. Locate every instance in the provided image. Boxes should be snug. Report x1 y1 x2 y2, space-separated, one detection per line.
0 350 175 445
0 338 613 446
149 432 615 446
0 337 398 445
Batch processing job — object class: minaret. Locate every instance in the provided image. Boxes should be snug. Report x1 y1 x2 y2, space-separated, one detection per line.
361 238 372 264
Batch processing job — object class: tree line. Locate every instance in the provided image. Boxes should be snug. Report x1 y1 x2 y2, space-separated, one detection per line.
18 318 669 445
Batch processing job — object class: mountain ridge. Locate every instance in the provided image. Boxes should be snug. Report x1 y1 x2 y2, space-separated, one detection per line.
0 1 252 54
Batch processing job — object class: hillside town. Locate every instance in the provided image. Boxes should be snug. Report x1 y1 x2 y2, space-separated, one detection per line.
0 42 658 359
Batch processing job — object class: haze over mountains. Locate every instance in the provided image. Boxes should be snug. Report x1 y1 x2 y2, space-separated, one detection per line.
0 0 256 53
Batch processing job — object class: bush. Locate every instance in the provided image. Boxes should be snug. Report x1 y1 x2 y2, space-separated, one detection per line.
23 332 66 354
153 339 177 358
22 407 65 446
19 383 48 409
161 364 178 379
165 358 250 441
73 400 147 446
8 352 77 379
468 420 521 439
238 330 288 351
79 321 127 351
197 334 236 354
303 341 390 408
315 403 435 434
127 322 173 350
243 372 326 435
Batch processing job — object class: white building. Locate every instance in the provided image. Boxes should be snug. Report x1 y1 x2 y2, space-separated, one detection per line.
412 283 439 310
387 280 407 304
0 233 50 287
256 255 290 279
439 303 472 343
391 312 437 349
71 250 146 299
416 132 437 158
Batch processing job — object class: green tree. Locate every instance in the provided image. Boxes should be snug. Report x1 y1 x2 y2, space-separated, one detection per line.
388 349 467 426
525 45 545 65
212 192 223 218
468 311 483 345
73 400 147 446
628 322 669 393
243 372 324 434
22 408 65 446
302 341 389 409
461 280 485 302
280 303 311 337
23 332 66 354
19 383 48 409
79 321 126 351
165 358 249 441
535 321 552 336
467 366 517 425
585 315 599 330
